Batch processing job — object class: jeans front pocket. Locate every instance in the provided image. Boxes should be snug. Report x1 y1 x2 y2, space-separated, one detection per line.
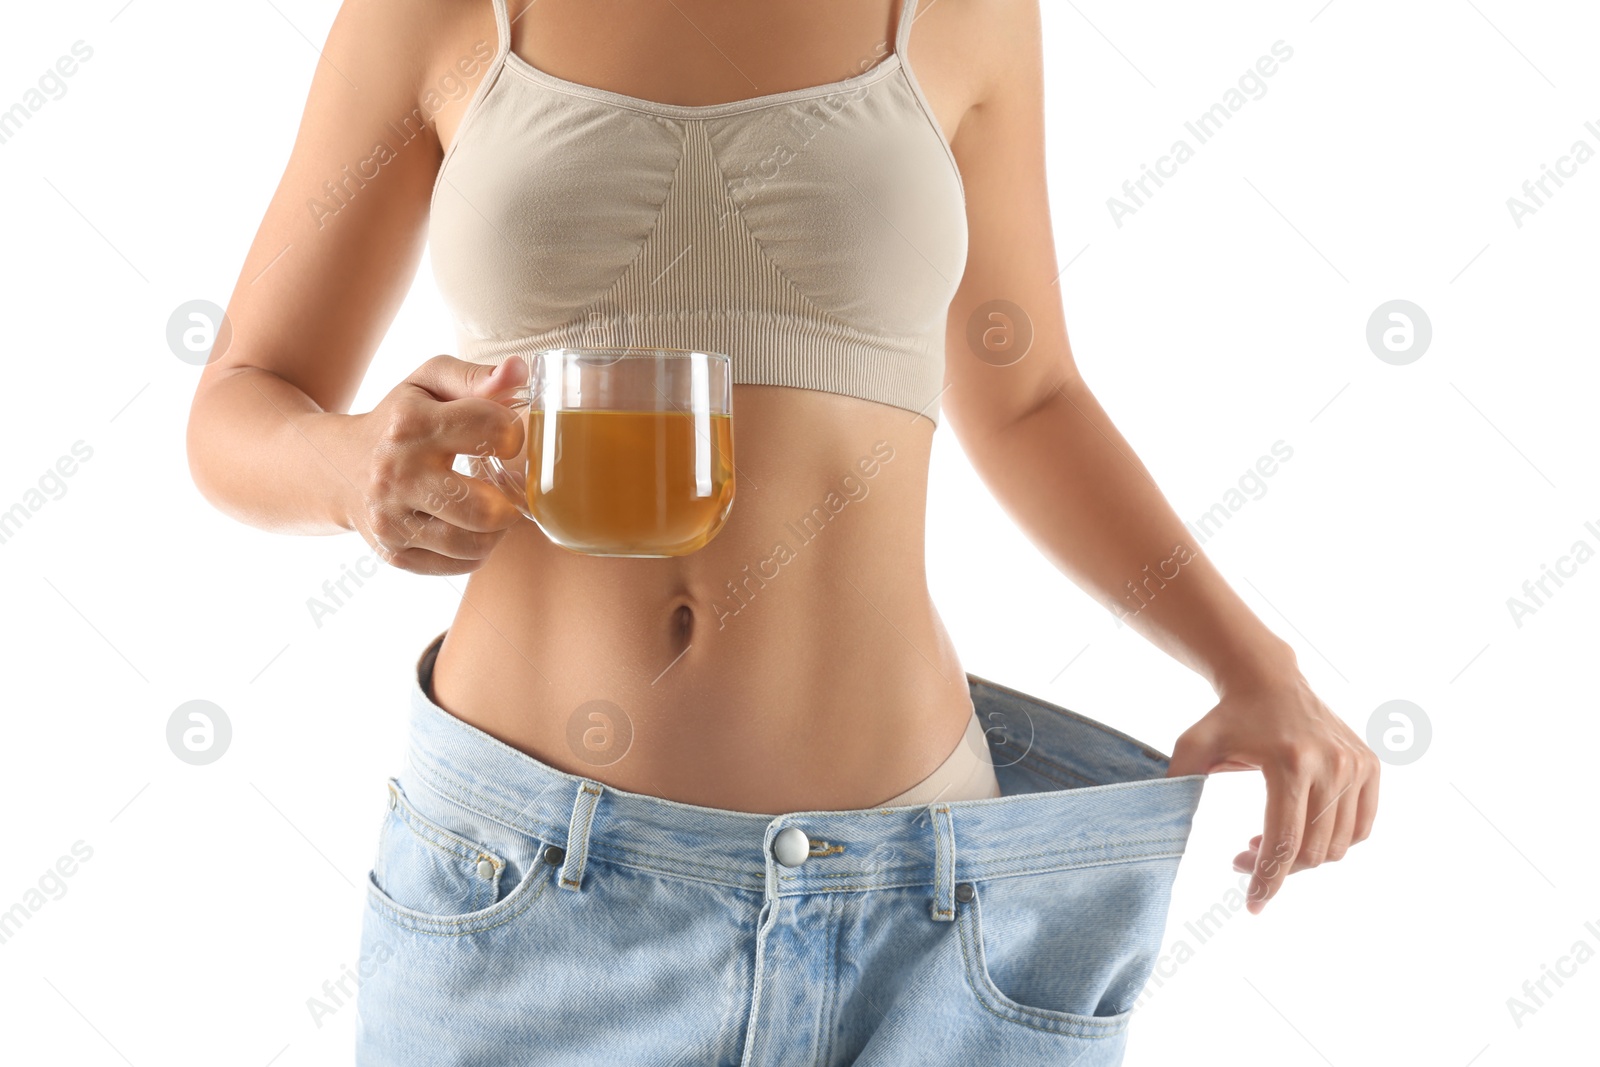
954 855 1181 1038
366 776 553 936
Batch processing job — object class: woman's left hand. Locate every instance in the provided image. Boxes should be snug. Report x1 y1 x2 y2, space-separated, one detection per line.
1166 671 1381 914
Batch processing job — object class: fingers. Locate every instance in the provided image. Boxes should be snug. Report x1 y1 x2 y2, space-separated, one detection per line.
435 395 528 459
1250 764 1308 914
388 354 527 459
1238 733 1381 909
1324 781 1361 864
1353 754 1381 844
351 356 535 575
1165 720 1217 778
1322 738 1372 864
365 505 505 566
386 393 525 460
1299 744 1357 871
373 542 486 577
426 470 522 534
361 470 518 570
404 353 524 403
1304 735 1381 869
397 513 503 561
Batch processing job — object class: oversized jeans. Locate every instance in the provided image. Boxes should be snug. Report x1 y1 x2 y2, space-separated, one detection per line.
354 630 1206 1065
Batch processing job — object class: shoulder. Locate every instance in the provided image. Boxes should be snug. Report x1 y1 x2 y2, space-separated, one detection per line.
909 0 1041 121
323 0 498 101
321 0 502 154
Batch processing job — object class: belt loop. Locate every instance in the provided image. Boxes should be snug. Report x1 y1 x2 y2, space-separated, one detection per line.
929 803 956 922
559 780 605 891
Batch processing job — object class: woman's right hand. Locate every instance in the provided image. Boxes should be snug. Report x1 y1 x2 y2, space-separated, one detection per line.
341 354 528 576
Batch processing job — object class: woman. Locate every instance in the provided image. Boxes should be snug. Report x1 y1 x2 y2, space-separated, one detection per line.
186 0 1379 1063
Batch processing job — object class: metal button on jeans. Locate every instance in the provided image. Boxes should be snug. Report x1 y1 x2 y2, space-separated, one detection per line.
772 826 810 867
543 845 566 866
955 882 975 903
477 859 496 880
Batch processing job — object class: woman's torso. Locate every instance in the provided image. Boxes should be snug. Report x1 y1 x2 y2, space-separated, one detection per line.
424 0 980 815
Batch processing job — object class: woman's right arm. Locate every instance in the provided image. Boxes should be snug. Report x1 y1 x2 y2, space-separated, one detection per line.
185 0 522 575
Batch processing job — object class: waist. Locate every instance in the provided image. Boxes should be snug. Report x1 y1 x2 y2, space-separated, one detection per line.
400 635 1206 894
431 563 976 813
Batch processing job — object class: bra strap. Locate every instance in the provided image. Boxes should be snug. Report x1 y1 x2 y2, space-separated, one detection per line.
491 0 511 58
894 0 919 56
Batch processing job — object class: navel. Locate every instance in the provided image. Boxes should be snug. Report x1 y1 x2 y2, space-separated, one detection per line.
672 602 695 642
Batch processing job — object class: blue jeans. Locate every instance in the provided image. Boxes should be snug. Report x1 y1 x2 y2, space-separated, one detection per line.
354 631 1206 1065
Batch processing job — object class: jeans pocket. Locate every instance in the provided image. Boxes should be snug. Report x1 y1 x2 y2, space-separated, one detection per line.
954 856 1180 1038
366 776 553 936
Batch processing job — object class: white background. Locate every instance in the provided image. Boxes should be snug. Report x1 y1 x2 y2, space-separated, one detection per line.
1 1 1596 1064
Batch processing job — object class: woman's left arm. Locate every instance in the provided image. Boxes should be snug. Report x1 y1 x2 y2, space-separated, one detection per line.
935 0 1379 914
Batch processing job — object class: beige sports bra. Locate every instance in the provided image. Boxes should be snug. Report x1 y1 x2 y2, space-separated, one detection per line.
428 0 968 424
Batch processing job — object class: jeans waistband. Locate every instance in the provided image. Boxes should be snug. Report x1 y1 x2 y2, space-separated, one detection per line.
402 631 1205 905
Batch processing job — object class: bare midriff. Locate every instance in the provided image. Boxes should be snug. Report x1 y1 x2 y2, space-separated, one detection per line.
429 385 976 815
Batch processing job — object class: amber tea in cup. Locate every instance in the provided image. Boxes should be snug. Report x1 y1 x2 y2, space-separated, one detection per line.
471 348 734 557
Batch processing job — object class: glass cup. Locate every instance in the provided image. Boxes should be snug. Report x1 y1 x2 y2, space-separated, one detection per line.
466 347 735 558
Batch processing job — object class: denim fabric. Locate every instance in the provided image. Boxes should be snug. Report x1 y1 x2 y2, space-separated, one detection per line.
354 631 1206 1065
